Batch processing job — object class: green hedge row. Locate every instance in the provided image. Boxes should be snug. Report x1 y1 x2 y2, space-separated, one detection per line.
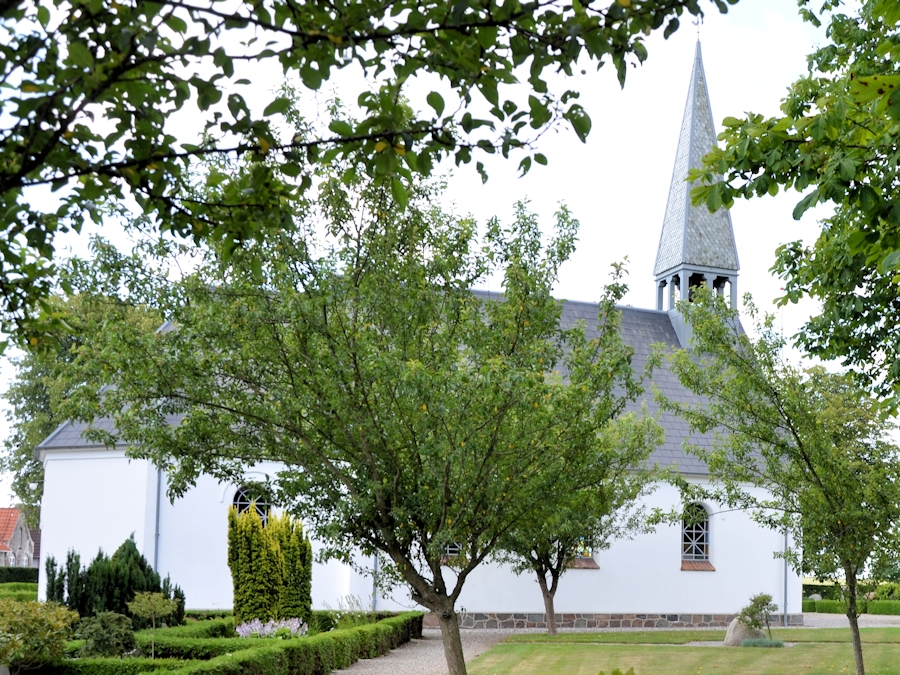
802 600 816 612
815 599 868 614
32 658 194 674
43 611 422 675
0 567 38 583
868 601 900 615
159 612 423 675
184 610 233 621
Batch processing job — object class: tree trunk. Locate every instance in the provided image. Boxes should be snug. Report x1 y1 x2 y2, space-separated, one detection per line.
845 570 865 675
437 599 468 675
536 573 558 636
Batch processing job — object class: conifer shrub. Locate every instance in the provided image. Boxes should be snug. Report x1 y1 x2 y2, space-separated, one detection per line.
227 507 313 625
42 535 185 628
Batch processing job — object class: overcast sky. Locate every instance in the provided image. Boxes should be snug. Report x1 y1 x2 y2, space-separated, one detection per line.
0 0 831 507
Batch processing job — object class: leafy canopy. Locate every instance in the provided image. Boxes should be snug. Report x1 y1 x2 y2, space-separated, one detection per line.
0 0 735 345
60 161 653 674
687 0 900 404
658 286 900 675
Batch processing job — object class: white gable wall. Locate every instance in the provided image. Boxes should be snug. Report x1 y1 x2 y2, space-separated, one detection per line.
38 448 153 600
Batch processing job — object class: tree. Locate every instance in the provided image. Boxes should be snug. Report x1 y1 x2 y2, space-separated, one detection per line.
688 0 900 405
127 592 179 659
657 286 900 675
61 165 654 674
494 411 661 635
1 295 161 525
0 0 733 344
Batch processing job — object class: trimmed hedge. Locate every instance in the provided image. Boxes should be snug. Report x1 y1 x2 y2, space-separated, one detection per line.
868 601 900 615
32 658 194 674
48 611 422 675
815 599 868 614
185 610 233 621
160 612 423 675
0 567 39 583
802 600 816 612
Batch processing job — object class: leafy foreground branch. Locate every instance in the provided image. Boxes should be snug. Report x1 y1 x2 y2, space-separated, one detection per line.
62 169 658 675
0 0 734 344
657 286 900 675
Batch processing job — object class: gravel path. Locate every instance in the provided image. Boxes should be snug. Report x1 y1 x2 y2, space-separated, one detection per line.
333 614 900 675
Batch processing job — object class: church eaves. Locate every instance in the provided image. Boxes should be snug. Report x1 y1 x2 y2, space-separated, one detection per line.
653 41 739 280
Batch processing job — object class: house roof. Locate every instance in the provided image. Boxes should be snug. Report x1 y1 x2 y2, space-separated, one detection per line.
654 40 739 278
0 508 22 545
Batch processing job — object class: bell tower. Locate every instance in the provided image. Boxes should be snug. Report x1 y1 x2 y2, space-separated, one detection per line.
654 41 739 324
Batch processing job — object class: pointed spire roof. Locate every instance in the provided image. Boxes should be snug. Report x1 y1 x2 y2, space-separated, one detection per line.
654 41 739 278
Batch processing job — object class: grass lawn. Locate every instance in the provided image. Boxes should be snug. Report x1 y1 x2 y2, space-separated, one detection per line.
469 628 900 675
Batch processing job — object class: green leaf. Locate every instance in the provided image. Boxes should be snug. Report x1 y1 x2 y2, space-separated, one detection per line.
328 120 353 137
564 106 591 143
67 42 94 70
881 249 900 273
792 191 818 220
391 177 408 209
263 97 291 117
426 92 444 117
36 5 50 26
534 153 547 166
165 14 188 33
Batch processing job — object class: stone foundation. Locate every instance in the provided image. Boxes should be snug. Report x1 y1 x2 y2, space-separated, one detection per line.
423 612 803 629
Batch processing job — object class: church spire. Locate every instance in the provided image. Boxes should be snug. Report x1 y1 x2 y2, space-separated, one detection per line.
654 41 739 312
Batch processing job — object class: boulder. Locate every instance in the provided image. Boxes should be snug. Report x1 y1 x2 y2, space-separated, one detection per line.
724 618 765 646
808 593 822 602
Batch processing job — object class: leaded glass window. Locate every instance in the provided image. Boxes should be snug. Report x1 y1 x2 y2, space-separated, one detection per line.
682 503 709 561
233 486 273 526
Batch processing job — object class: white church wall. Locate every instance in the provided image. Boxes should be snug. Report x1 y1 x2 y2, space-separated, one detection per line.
38 448 154 601
39 449 801 620
373 481 802 618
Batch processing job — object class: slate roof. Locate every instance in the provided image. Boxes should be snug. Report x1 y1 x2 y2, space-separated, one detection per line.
560 300 710 475
654 41 739 278
38 415 121 450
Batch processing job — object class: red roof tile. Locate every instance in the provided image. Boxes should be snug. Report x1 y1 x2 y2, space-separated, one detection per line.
0 508 22 545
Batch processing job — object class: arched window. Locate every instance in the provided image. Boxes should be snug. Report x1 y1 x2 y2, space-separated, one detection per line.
681 503 715 571
233 486 274 526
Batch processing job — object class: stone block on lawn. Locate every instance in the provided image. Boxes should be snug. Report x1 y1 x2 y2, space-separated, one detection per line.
724 618 765 646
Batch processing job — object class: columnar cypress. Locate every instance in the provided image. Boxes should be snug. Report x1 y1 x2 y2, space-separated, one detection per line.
273 515 312 623
227 504 280 624
227 508 313 624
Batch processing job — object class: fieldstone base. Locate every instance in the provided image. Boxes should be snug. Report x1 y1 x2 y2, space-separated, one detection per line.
426 612 803 629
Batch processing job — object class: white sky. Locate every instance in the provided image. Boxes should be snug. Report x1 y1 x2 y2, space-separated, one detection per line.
0 0 830 507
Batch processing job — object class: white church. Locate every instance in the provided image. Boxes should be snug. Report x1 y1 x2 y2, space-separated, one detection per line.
35 42 803 629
